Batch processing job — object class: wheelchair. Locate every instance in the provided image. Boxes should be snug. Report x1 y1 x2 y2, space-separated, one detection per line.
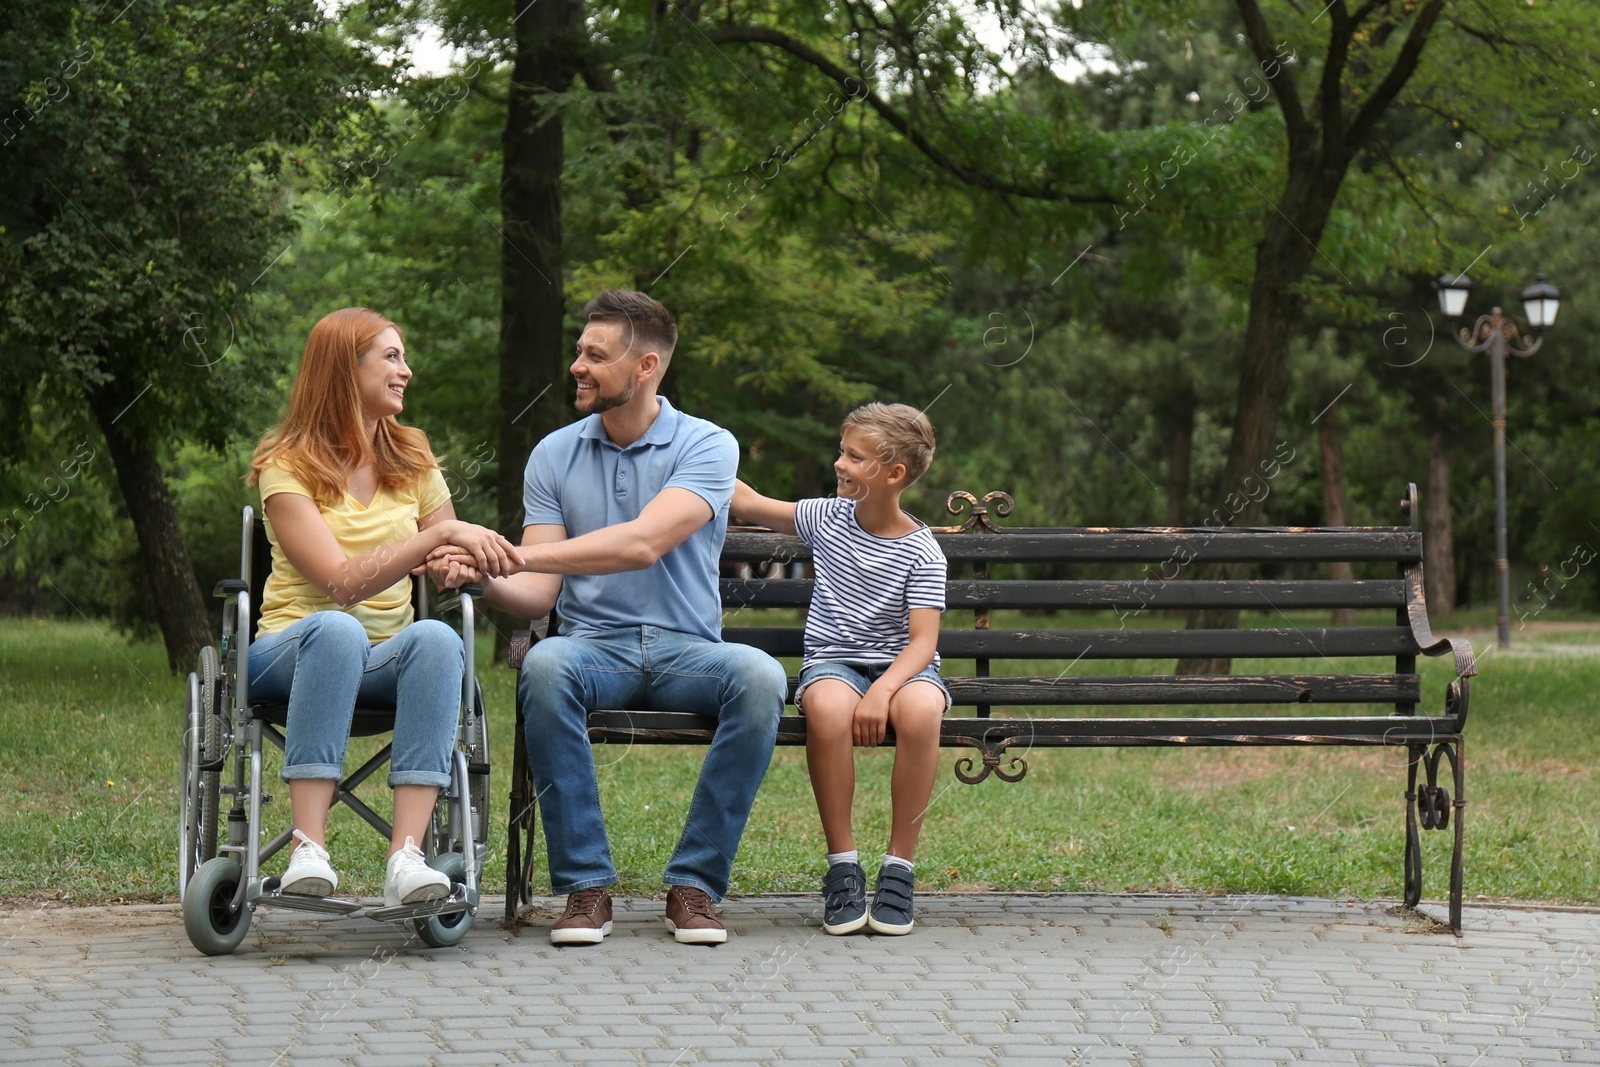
178 505 490 955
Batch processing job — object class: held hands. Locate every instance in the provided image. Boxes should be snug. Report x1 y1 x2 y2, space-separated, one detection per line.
415 548 481 590
853 687 891 747
433 521 521 579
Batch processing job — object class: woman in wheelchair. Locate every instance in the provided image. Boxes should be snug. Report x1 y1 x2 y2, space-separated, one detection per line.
246 307 520 907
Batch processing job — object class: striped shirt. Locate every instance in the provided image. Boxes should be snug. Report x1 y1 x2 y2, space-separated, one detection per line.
795 497 946 669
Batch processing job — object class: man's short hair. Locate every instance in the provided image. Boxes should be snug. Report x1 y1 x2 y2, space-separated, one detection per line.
843 402 937 485
583 289 678 362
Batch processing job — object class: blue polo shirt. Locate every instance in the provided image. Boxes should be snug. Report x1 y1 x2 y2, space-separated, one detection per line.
522 397 736 643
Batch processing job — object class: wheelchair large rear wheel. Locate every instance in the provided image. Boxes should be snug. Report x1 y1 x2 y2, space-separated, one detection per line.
183 857 251 956
413 853 472 948
178 646 223 896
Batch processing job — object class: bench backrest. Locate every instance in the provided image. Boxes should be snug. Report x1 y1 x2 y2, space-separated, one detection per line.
718 486 1473 717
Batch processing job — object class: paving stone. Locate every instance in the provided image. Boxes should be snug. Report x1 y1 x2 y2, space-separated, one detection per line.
548 1052 642 1066
3 896 1598 1065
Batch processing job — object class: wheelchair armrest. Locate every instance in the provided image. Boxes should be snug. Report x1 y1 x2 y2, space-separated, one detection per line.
213 579 249 598
459 583 484 598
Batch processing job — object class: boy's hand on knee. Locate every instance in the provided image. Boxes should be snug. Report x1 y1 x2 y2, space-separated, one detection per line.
853 688 891 747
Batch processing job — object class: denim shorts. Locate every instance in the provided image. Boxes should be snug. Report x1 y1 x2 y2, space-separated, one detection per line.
795 659 951 715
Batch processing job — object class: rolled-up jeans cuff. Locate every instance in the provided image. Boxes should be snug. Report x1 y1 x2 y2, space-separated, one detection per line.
387 770 451 788
281 762 345 781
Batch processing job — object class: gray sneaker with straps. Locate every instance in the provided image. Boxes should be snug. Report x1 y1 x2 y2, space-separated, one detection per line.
867 863 915 935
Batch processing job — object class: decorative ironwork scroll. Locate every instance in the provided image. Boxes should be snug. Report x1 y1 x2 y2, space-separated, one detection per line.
1403 737 1464 915
944 490 1014 533
1411 742 1458 831
953 742 1030 785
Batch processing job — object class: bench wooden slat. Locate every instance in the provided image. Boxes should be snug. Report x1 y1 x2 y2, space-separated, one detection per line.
774 675 1419 705
723 626 1420 660
723 528 1424 564
722 578 1408 610
583 710 1459 747
773 674 1416 705
939 674 1420 705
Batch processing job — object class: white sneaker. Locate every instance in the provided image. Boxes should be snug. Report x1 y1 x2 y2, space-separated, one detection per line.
384 836 450 907
280 829 337 897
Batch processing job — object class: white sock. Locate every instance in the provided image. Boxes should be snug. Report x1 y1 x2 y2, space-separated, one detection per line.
884 855 914 872
826 850 859 867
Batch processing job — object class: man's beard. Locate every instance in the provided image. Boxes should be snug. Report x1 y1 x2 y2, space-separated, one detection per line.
578 376 635 414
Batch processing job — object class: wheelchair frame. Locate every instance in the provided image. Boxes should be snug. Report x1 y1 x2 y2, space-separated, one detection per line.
179 505 489 955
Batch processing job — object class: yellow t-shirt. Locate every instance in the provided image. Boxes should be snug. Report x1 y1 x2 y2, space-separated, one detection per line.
257 463 451 642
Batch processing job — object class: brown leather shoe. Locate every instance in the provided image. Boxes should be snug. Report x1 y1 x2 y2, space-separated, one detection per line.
664 885 727 944
551 887 613 945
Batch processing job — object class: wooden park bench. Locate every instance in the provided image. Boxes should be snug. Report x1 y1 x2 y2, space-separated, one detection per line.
505 483 1476 933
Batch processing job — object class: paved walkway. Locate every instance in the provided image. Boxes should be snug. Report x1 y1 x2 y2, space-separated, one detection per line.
3 894 1596 1065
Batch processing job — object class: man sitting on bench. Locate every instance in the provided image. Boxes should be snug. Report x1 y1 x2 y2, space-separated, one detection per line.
435 289 785 946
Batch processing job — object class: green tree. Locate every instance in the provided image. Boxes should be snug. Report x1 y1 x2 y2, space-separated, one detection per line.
422 0 970 535
0 0 387 669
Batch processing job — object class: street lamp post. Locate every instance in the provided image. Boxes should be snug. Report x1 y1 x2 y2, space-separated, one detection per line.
1435 271 1562 649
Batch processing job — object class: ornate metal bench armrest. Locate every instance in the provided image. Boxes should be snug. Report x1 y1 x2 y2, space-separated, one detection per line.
1401 564 1474 730
1403 566 1477 680
506 616 552 671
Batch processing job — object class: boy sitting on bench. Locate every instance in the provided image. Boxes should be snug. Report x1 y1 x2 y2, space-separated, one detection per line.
733 403 948 935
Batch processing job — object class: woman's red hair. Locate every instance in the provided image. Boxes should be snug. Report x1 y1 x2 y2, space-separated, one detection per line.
250 307 437 501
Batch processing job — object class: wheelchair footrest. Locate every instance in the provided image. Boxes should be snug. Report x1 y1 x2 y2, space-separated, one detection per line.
255 883 364 917
367 885 475 923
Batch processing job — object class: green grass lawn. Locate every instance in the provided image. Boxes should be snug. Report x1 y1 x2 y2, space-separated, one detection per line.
1 616 1596 907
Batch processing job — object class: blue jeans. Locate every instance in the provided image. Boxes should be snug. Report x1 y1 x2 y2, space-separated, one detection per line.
248 612 462 788
518 626 786 900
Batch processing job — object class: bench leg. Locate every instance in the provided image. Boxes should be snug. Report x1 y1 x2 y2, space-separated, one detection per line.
1403 744 1423 909
504 715 523 929
1449 739 1465 936
1403 739 1465 935
504 704 540 932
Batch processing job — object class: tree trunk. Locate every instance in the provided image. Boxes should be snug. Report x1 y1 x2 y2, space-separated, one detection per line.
1216 167 1341 527
1177 169 1340 674
87 385 211 673
495 0 582 656
1164 387 1194 527
795 456 822 501
1161 385 1196 618
794 459 822 581
1318 401 1357 627
1424 426 1457 617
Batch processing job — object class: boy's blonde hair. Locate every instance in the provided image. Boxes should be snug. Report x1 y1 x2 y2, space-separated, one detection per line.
842 402 937 486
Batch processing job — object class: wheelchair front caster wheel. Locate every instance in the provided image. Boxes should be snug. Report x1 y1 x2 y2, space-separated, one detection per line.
414 852 473 948
183 858 251 955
